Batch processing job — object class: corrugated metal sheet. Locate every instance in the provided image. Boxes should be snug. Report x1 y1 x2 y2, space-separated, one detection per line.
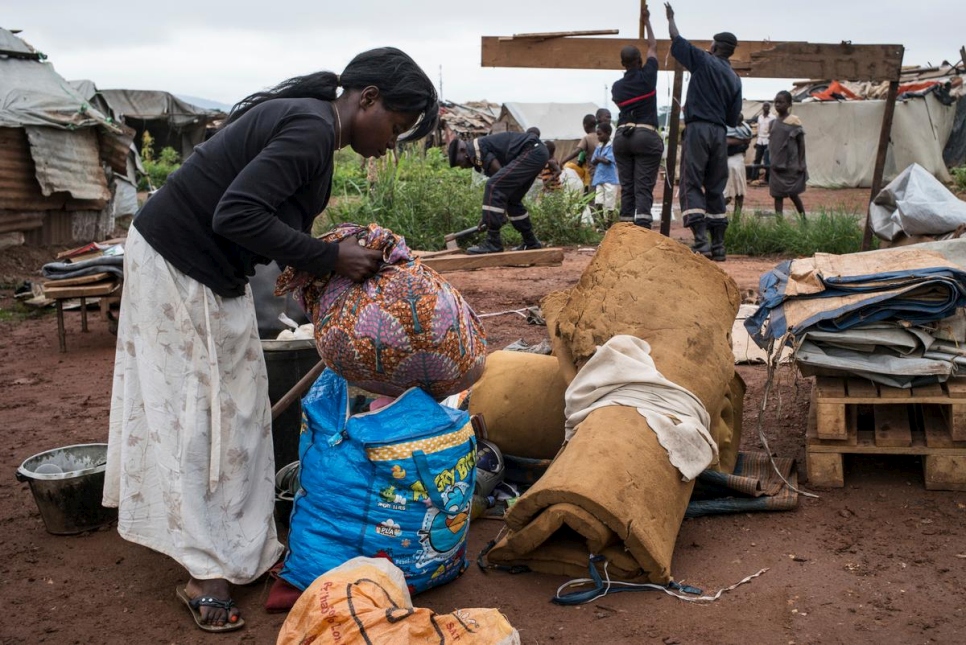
98 125 136 177
1 126 117 245
25 126 111 201
23 212 72 246
0 127 67 211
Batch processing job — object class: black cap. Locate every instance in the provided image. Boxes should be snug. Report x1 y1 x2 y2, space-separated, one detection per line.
713 32 738 48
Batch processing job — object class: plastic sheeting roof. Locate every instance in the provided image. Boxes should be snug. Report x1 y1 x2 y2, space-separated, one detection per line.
0 29 117 131
496 102 601 140
98 89 221 127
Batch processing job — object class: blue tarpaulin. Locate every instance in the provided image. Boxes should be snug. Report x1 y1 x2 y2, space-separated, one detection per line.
746 247 966 347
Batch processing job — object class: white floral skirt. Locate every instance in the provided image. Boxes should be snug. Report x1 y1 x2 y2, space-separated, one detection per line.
103 226 283 584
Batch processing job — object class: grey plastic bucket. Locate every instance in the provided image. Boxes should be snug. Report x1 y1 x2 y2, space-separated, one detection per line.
16 443 117 535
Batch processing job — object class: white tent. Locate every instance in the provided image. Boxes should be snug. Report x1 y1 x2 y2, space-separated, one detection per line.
742 93 959 189
493 102 601 160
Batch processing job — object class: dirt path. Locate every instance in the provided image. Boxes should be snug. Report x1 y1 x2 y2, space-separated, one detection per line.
1 217 964 644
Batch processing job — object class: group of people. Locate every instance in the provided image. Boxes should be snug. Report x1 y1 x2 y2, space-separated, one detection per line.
724 97 809 223
104 3 811 635
445 2 808 261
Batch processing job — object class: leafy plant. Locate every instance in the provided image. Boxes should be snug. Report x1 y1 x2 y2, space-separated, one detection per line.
726 209 871 256
138 132 181 191
325 148 601 250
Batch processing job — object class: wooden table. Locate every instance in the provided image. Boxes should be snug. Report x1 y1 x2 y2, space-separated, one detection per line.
41 273 122 352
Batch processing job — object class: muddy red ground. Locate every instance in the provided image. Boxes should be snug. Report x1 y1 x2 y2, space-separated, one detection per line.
1 189 964 644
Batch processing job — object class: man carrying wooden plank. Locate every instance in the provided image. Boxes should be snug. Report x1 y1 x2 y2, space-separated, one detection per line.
666 2 743 259
448 131 549 254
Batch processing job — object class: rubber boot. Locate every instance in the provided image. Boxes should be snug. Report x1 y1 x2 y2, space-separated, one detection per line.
709 219 728 262
467 229 504 254
510 215 542 251
513 233 542 251
689 222 712 257
633 213 652 230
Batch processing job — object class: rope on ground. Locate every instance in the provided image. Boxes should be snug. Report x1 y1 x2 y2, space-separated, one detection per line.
477 309 529 319
756 333 820 499
553 555 769 604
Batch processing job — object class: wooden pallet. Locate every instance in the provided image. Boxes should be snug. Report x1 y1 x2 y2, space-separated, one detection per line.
812 376 966 441
807 377 966 491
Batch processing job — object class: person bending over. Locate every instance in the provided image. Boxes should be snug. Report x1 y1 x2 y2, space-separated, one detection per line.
448 131 548 254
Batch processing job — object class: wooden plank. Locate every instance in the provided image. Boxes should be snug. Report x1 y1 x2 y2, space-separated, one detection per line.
413 249 462 259
42 281 120 299
879 384 911 400
943 379 966 399
806 451 845 487
807 403 857 447
660 61 683 237
846 378 878 398
420 247 564 273
862 79 901 251
948 404 966 442
912 383 944 398
41 272 112 288
814 376 846 399
502 29 619 41
923 455 966 491
816 402 848 440
922 406 966 449
873 404 913 448
481 37 904 81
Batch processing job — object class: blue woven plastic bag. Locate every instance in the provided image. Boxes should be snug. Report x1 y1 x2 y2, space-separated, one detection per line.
280 369 476 594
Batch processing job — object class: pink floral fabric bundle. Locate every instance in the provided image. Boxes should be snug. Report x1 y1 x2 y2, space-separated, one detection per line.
276 224 486 399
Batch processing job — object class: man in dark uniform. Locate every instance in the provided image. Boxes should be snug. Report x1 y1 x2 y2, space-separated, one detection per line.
666 2 743 259
448 131 548 254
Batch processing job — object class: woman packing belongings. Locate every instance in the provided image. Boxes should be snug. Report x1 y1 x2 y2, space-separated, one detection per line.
448 131 549 254
102 47 438 633
768 90 808 220
611 5 664 229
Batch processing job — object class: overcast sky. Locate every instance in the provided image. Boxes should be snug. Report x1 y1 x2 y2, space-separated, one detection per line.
5 0 964 114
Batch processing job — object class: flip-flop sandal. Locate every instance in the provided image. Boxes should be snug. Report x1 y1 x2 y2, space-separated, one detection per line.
176 586 245 632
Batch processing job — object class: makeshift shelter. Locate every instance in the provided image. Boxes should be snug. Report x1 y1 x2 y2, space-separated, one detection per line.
97 89 223 161
437 100 500 141
0 28 135 245
741 59 966 188
493 102 601 161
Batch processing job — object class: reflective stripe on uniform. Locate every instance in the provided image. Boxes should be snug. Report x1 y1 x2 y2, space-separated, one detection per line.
507 212 530 222
482 205 505 213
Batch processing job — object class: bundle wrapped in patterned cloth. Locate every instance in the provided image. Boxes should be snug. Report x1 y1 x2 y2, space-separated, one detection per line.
276 224 486 399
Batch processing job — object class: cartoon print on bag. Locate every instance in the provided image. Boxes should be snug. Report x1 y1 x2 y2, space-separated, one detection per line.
378 484 408 510
415 481 471 562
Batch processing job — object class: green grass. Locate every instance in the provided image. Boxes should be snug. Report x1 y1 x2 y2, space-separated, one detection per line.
324 148 602 251
952 165 966 193
0 300 50 324
725 209 872 256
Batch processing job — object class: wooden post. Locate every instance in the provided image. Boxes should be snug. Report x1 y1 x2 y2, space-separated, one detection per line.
271 359 327 421
639 0 648 39
861 79 900 251
660 62 684 236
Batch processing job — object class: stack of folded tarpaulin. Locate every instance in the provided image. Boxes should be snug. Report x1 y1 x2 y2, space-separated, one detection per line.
745 239 966 388
41 241 125 281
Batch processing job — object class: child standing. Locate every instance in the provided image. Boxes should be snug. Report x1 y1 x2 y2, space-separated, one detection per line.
592 122 619 226
768 90 807 219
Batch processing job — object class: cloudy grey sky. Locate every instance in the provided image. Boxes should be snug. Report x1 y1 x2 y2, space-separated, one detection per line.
5 0 964 113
